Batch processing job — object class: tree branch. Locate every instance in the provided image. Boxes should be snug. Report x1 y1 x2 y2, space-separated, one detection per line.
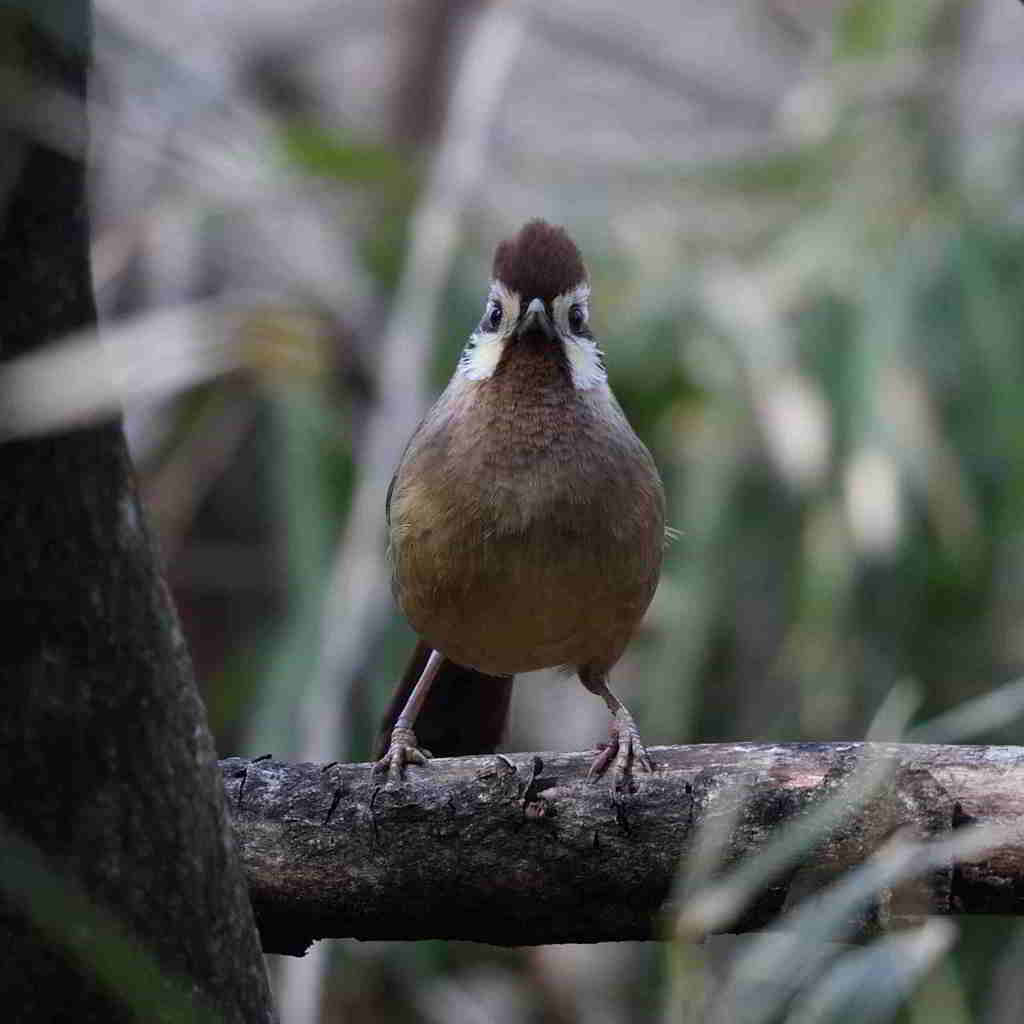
222 742 1024 955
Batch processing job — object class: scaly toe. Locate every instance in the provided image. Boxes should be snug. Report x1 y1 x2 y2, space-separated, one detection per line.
587 742 616 782
589 712 653 789
372 727 431 784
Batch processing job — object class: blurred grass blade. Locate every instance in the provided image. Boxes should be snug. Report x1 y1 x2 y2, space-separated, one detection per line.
864 678 921 742
784 919 956 1024
675 752 892 939
676 682 917 938
647 399 745 743
983 921 1024 1024
907 957 972 1024
662 939 716 1024
0 819 222 1024
0 296 325 437
716 826 1006 1024
675 778 752 909
244 380 347 758
909 675 1024 744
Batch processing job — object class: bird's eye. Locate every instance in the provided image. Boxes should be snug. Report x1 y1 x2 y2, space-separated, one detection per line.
568 304 586 332
487 301 503 330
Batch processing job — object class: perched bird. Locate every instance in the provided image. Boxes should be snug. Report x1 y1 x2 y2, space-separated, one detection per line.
375 220 666 788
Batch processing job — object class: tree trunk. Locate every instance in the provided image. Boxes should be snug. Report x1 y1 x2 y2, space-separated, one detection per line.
0 7 275 1021
222 742 1024 954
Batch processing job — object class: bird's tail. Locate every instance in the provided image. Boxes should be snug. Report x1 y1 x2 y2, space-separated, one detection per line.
374 639 514 759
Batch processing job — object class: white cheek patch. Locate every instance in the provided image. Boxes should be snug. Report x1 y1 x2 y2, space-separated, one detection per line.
563 337 606 390
459 331 505 380
456 280 605 389
458 281 520 381
552 282 605 390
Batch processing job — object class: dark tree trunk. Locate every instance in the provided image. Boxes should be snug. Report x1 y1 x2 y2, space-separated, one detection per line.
0 7 275 1021
221 742 1024 954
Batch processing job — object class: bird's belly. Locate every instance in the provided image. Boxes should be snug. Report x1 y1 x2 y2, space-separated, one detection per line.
422 572 592 673
393 526 653 675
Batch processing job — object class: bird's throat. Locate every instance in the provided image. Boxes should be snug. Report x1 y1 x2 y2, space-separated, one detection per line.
490 333 573 392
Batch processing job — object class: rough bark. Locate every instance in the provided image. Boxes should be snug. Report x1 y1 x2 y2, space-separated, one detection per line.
0 7 275 1021
221 742 1024 955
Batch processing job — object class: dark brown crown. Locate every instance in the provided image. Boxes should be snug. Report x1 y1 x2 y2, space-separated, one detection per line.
491 219 587 304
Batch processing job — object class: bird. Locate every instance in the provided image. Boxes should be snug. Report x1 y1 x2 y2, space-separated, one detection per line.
375 219 666 789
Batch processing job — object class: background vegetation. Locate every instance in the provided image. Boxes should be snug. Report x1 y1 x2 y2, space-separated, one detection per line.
14 0 1024 1019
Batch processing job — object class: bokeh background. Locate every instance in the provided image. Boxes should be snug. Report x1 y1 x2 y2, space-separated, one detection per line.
31 0 1024 1019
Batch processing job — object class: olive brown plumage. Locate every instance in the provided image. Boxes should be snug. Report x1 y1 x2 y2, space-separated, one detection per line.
376 220 665 787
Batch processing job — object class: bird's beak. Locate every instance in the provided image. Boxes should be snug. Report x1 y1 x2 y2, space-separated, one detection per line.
517 297 555 341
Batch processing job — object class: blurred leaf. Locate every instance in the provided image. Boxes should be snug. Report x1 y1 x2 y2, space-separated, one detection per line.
693 147 832 201
280 120 414 191
838 0 950 56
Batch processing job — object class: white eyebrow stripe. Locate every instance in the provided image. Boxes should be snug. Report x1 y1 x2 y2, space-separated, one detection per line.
488 280 521 307
551 282 591 322
565 282 591 305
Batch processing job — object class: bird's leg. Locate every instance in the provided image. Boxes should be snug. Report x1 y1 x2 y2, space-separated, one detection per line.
578 668 653 787
373 648 444 783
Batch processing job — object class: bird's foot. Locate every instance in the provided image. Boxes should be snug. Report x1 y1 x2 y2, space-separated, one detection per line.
587 708 653 789
372 727 431 784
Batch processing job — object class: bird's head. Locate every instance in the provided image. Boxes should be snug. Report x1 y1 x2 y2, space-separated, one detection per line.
458 220 605 390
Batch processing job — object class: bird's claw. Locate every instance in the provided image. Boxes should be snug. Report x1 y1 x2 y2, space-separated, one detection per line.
587 709 653 789
372 726 431 784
